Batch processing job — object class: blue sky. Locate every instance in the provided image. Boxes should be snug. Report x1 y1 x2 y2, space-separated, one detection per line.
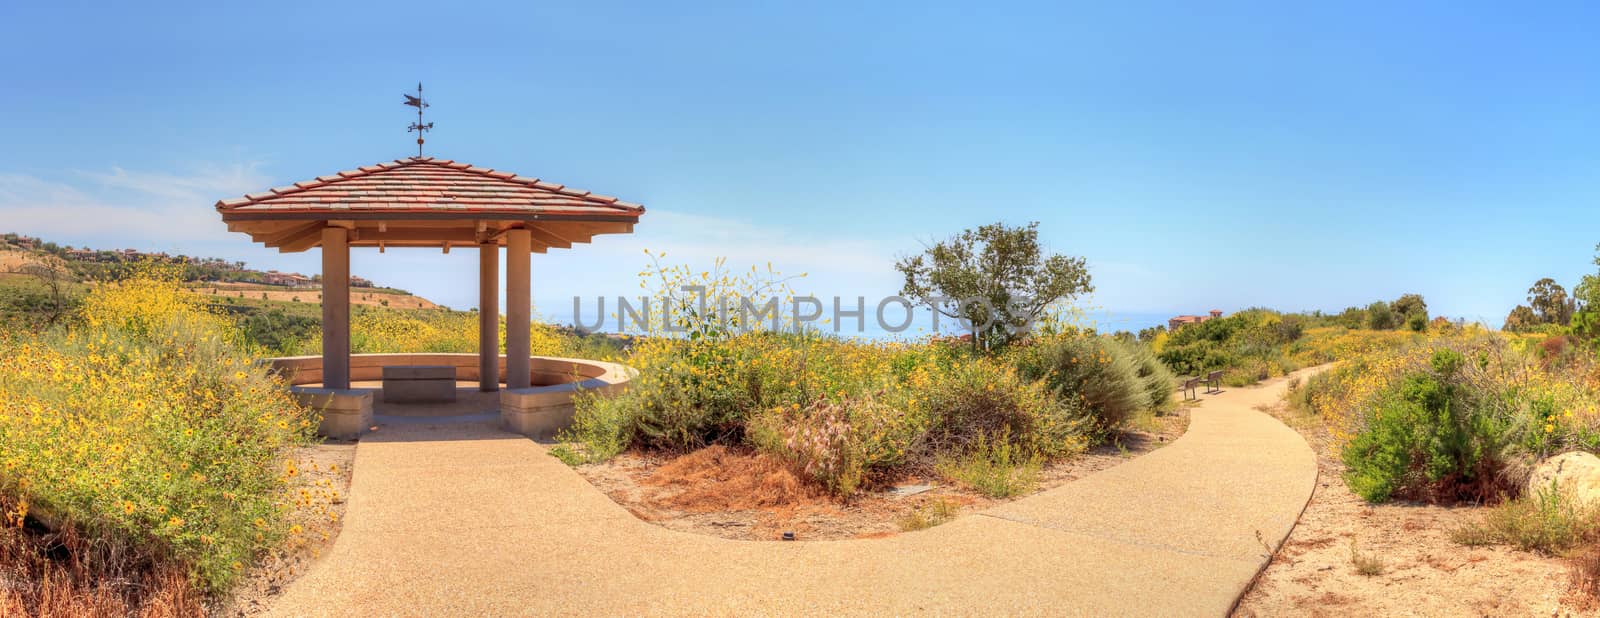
2 1 1597 328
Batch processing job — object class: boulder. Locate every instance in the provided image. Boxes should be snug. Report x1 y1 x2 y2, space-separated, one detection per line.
1526 451 1600 505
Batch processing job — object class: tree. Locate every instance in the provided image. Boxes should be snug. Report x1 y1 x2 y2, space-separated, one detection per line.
1391 293 1428 324
1572 246 1600 312
1336 306 1366 329
1366 301 1395 330
1275 313 1306 341
1503 305 1538 332
4 261 76 326
1572 246 1600 338
1527 278 1574 326
897 221 1092 350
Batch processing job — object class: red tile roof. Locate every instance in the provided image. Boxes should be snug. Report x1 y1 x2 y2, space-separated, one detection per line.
215 156 644 218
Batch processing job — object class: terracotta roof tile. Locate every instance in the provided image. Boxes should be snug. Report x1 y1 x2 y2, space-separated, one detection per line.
214 157 645 218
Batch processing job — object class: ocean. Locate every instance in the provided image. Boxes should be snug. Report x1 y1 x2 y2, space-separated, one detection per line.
544 302 1178 341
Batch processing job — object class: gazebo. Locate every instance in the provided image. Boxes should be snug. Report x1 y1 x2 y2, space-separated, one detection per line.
217 156 642 437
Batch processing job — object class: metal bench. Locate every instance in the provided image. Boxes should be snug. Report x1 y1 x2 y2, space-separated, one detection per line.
1181 376 1203 400
1205 370 1224 394
381 365 457 403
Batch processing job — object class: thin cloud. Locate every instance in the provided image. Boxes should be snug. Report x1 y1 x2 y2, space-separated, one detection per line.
0 163 270 244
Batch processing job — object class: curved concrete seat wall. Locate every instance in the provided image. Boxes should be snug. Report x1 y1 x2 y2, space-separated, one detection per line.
267 353 610 388
499 358 634 440
265 354 633 440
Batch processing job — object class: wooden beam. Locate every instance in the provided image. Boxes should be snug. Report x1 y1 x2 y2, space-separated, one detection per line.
269 225 326 252
228 220 302 235
257 222 322 246
525 226 572 249
352 229 481 243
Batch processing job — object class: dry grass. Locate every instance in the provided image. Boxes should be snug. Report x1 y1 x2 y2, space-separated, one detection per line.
0 516 205 617
1568 545 1600 611
1450 487 1600 555
640 445 825 512
896 498 959 531
1348 540 1386 576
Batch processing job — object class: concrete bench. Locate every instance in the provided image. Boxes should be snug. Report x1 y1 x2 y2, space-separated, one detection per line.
382 365 456 403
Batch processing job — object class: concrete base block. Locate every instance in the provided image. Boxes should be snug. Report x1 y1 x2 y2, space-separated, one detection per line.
500 380 612 439
293 387 373 440
382 378 456 403
502 404 575 439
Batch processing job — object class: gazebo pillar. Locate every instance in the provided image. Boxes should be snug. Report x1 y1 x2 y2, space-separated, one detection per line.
505 228 532 389
321 226 351 390
478 241 500 391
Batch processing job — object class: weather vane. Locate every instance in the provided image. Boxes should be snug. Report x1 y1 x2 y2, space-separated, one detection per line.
404 82 433 157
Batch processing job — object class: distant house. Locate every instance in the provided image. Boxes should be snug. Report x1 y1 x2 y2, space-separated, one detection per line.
262 270 315 287
350 276 374 288
1169 309 1224 331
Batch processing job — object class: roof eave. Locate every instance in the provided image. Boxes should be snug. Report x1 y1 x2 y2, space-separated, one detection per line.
218 210 642 223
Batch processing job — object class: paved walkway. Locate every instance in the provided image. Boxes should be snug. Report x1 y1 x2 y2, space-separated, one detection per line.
268 370 1319 617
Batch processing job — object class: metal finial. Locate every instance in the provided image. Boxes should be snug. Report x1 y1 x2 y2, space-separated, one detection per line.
404 82 433 158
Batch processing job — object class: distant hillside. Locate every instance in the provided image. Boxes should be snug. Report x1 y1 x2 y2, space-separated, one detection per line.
1 232 436 308
190 281 439 310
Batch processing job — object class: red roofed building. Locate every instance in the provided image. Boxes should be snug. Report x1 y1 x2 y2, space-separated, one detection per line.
1169 309 1224 331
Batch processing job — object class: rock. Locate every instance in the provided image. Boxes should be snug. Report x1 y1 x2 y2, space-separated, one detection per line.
887 483 934 497
1526 451 1600 505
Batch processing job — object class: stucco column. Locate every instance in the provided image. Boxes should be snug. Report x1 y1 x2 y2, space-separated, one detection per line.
505 228 532 389
478 241 500 391
320 226 351 390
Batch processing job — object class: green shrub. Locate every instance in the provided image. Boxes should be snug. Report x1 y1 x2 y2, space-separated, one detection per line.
0 269 316 593
1341 350 1509 502
750 396 873 496
747 392 934 497
936 430 1042 498
551 389 635 465
565 329 1092 491
1223 369 1259 387
1010 335 1151 438
1123 340 1175 410
914 356 1087 458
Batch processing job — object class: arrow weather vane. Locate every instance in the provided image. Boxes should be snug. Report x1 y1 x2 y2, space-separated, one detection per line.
404 82 433 157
